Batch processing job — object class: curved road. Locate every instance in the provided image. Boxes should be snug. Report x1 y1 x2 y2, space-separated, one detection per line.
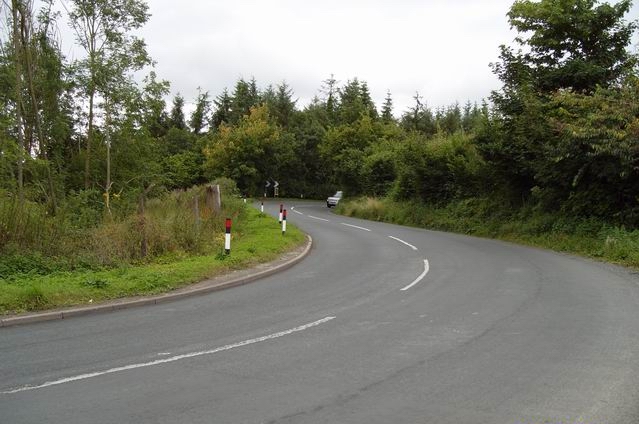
2 201 639 423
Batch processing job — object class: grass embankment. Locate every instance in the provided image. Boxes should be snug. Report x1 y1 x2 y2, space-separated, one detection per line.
338 197 639 269
0 206 305 315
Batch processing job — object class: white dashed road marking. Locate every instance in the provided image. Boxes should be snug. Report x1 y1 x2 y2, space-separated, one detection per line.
341 223 371 232
388 236 418 251
401 259 430 291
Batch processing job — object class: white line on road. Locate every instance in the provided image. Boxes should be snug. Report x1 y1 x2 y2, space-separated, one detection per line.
292 209 304 215
341 223 371 232
400 259 430 291
308 215 330 222
1 316 337 395
388 236 418 251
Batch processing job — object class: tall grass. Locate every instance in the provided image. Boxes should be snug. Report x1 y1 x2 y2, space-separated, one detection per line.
0 182 245 278
0 207 306 314
339 196 639 268
1 179 311 314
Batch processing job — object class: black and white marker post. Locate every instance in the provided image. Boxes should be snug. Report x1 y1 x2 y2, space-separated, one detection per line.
225 218 231 255
261 201 264 213
278 204 283 224
282 209 287 235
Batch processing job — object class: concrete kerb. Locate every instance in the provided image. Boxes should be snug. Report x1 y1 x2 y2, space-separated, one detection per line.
1 235 313 328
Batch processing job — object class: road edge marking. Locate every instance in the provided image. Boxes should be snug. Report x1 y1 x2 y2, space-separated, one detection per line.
1 316 336 394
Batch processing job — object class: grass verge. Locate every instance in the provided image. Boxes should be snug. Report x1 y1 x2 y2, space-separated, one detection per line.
0 207 306 315
338 197 639 269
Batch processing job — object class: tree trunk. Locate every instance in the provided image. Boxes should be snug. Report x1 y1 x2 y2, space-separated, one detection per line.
85 89 94 189
21 3 57 214
12 0 25 207
105 101 112 215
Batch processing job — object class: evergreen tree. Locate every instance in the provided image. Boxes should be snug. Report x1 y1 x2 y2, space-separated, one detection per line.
400 92 435 137
189 88 210 135
381 90 394 122
211 88 232 130
320 74 339 125
439 103 462 134
231 78 258 123
169 94 186 130
338 78 365 125
261 84 276 106
359 81 378 119
272 81 297 128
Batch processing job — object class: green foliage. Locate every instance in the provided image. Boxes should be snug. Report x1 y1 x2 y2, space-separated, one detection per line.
189 89 210 135
230 78 261 124
501 0 637 93
338 78 377 124
163 151 204 190
211 88 232 130
400 92 436 137
381 90 394 123
362 142 397 197
393 132 484 204
483 0 639 220
17 285 49 311
141 71 170 138
319 114 377 193
203 105 291 195
169 94 187 130
534 78 639 223
82 279 109 289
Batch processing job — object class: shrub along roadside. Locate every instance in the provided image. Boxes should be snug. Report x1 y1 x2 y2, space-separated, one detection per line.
0 208 305 315
338 197 639 269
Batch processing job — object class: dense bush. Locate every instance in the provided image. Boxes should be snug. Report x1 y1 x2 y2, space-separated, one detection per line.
392 132 484 204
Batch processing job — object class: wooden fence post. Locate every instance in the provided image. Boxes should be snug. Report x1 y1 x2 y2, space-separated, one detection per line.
206 184 221 214
138 184 155 258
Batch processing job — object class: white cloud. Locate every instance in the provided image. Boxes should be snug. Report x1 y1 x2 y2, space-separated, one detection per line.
138 0 518 113
53 0 639 115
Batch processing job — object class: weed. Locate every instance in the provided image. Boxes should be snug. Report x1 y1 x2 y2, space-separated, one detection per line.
19 286 48 310
82 279 110 289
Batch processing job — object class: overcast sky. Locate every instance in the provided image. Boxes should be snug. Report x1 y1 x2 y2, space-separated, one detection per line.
59 0 639 116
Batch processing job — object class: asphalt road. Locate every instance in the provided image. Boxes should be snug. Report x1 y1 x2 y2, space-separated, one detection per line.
2 200 639 423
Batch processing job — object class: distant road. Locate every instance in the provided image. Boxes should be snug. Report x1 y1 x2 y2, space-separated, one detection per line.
2 200 639 423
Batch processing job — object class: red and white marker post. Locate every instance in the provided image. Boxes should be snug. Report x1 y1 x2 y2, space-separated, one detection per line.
278 204 283 223
225 218 232 255
282 209 287 235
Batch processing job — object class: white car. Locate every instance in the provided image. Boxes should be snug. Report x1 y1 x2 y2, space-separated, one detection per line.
326 191 343 208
